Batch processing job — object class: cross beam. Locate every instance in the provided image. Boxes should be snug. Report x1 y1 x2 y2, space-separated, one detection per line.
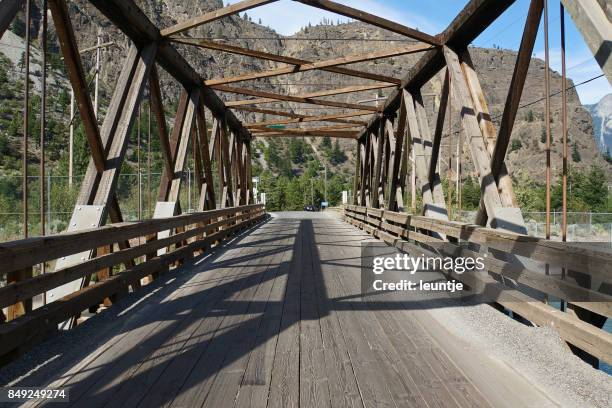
226 83 395 107
161 0 278 37
172 38 402 85
218 85 381 111
204 43 433 86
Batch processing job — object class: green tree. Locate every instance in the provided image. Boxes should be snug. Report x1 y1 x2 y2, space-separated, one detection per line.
289 138 305 163
510 139 522 152
461 176 481 210
329 139 347 164
571 143 581 162
321 136 332 151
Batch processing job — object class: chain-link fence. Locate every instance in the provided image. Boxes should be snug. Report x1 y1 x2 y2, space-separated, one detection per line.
0 170 203 242
457 210 612 242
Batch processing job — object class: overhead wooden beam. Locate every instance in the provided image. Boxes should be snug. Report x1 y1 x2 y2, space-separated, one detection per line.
49 0 105 173
428 68 450 187
252 131 359 139
492 0 543 179
158 89 190 201
89 0 252 142
161 0 278 37
0 0 21 40
232 106 373 124
244 110 372 127
357 0 517 143
218 85 381 111
445 45 528 234
196 103 216 210
93 44 157 207
294 0 440 45
149 65 173 179
172 38 402 85
252 123 362 132
226 83 395 107
560 0 611 84
204 43 433 86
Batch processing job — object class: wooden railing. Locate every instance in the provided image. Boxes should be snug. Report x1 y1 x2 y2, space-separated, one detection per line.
0 204 266 361
344 205 612 365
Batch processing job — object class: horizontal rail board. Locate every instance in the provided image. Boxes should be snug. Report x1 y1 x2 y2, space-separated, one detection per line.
345 205 612 280
344 205 612 363
0 205 263 275
0 211 266 360
0 210 263 309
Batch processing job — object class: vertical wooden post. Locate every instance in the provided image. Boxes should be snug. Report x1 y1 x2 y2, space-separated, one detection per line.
6 268 33 321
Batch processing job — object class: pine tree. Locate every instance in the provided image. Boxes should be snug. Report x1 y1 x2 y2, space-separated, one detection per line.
321 136 332 150
571 143 581 162
330 139 347 164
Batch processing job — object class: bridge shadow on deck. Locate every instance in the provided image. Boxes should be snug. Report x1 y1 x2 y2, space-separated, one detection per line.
0 214 497 408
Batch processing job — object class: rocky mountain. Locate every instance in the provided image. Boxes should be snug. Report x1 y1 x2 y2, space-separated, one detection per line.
585 93 612 155
1 0 610 182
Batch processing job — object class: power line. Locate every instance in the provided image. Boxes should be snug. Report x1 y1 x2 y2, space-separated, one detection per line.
180 36 416 42
442 73 606 137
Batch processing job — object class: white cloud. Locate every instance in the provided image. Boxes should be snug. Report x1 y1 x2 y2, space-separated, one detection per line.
226 0 441 36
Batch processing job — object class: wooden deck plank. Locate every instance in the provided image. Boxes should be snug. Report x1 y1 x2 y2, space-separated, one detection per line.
168 222 294 408
299 220 332 408
201 222 296 407
33 227 263 407
234 220 299 407
332 216 494 408
330 220 488 408
311 222 399 408
101 224 280 408
67 228 264 408
309 224 365 408
266 220 303 408
315 220 431 408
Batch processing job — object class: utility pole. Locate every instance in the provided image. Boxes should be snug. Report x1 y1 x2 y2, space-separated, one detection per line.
69 90 74 187
94 33 101 116
311 179 314 206
68 39 115 188
324 165 327 203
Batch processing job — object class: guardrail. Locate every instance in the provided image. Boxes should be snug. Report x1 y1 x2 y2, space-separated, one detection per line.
344 205 612 365
0 204 266 361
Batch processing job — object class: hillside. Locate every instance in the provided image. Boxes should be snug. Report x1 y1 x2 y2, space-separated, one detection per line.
0 0 610 220
586 93 612 156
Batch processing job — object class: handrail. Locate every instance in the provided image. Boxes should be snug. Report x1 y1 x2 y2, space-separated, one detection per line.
0 204 266 362
0 204 264 275
344 205 612 365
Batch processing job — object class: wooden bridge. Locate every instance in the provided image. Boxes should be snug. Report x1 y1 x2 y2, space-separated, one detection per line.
0 0 611 406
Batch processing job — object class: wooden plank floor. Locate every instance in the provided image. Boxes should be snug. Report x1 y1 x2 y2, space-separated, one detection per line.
18 212 558 408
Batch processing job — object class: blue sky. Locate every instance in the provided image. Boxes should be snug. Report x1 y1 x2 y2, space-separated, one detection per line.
227 0 610 104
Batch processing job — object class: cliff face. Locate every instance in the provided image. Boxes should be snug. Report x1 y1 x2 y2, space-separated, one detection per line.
586 93 612 154
2 0 610 180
